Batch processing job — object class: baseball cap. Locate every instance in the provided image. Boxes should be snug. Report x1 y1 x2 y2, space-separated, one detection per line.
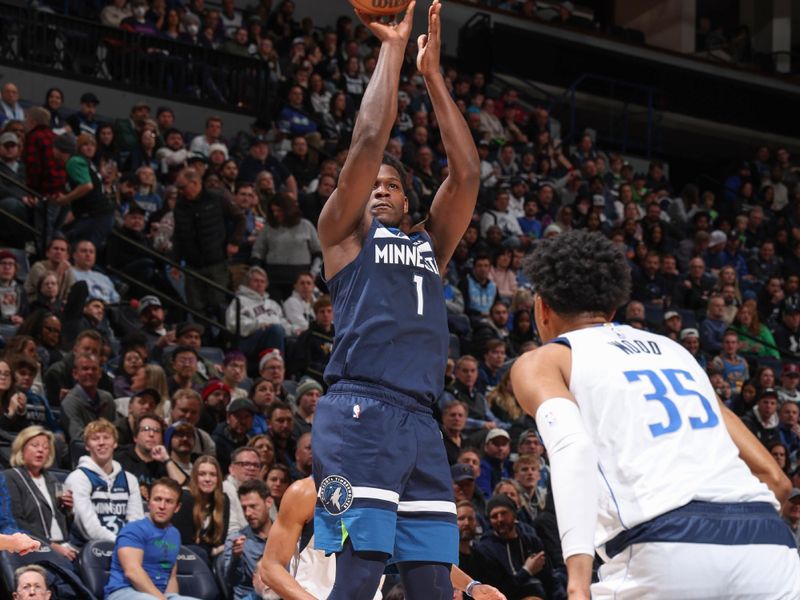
137 295 162 315
227 398 257 415
518 429 538 447
485 428 511 444
132 388 161 405
486 494 517 516
0 132 18 145
783 363 800 377
164 420 194 449
679 328 699 341
784 303 800 316
592 194 606 207
478 139 490 147
789 488 800 503
398 91 410 103
0 250 16 262
186 152 207 164
176 322 204 338
131 100 151 111
126 201 146 216
759 387 779 400
259 348 283 372
54 132 77 154
664 311 680 321
709 230 727 247
253 134 269 145
201 379 230 402
451 463 475 483
80 92 100 105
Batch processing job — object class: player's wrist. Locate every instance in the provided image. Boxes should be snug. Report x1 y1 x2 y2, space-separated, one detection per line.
465 579 481 597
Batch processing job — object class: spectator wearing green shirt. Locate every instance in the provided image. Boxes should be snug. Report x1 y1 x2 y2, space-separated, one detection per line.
52 132 113 250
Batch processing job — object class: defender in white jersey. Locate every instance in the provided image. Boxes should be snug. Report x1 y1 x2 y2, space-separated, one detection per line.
512 230 800 600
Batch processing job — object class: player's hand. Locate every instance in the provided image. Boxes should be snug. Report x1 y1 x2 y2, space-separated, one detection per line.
150 445 169 462
232 535 246 557
471 584 507 599
354 0 416 46
524 550 546 575
416 0 442 77
4 533 40 555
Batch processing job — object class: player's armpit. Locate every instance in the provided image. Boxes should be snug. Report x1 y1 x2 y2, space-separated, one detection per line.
260 478 317 600
510 344 573 417
719 399 792 504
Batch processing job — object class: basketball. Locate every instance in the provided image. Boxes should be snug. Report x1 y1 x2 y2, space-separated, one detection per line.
347 0 412 16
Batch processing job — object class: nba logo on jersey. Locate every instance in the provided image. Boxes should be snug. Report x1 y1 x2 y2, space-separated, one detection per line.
318 475 354 516
353 404 361 419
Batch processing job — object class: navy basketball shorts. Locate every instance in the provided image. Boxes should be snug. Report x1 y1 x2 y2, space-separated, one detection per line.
312 381 458 565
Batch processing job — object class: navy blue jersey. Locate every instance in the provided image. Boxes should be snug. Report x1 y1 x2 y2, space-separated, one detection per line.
324 219 449 404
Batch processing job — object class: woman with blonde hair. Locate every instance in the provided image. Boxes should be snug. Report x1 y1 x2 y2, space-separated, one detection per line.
4 426 75 560
487 370 531 439
172 455 230 563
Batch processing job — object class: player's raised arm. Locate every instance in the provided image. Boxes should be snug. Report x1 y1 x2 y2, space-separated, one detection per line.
259 478 317 600
418 0 480 269
511 344 597 600
318 2 416 253
719 399 792 504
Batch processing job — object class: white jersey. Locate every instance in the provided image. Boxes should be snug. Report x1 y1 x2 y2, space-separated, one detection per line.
560 323 777 555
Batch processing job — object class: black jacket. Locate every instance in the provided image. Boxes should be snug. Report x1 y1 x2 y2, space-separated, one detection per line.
173 189 244 268
4 467 71 542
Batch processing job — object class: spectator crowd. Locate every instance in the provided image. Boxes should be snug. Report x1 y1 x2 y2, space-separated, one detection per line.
0 0 798 598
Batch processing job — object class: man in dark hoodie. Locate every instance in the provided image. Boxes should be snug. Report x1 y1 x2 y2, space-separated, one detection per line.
475 494 562 599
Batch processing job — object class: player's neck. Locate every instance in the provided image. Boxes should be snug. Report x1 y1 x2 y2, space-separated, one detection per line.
552 315 609 338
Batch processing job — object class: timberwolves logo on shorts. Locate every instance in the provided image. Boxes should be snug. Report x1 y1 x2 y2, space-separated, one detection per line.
318 475 354 516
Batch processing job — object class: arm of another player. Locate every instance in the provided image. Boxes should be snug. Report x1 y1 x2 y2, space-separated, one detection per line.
511 344 597 600
418 1 480 269
317 3 417 253
718 398 792 504
450 564 507 599
258 478 317 600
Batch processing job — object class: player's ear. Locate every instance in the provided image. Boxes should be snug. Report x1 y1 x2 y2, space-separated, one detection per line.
403 195 409 214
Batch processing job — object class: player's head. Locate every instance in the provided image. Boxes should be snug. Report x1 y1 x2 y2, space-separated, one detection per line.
524 230 631 341
365 153 408 228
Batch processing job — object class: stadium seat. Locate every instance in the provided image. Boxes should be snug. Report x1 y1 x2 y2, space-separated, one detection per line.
198 346 225 365
0 324 18 341
175 545 221 600
77 540 114 599
69 438 88 469
212 550 232 600
48 468 70 483
1 542 97 600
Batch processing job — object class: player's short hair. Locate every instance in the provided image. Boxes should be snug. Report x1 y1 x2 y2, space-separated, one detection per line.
524 230 631 317
238 478 269 499
381 152 407 193
513 453 540 473
84 418 118 443
268 400 292 420
14 565 48 591
150 477 181 500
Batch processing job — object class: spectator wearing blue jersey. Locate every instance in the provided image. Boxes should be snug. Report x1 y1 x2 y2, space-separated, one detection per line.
66 418 143 547
478 339 506 394
460 255 498 321
517 198 543 240
476 428 513 498
105 477 200 600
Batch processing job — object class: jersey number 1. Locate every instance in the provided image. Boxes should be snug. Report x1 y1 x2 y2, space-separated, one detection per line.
624 368 719 438
413 274 424 316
